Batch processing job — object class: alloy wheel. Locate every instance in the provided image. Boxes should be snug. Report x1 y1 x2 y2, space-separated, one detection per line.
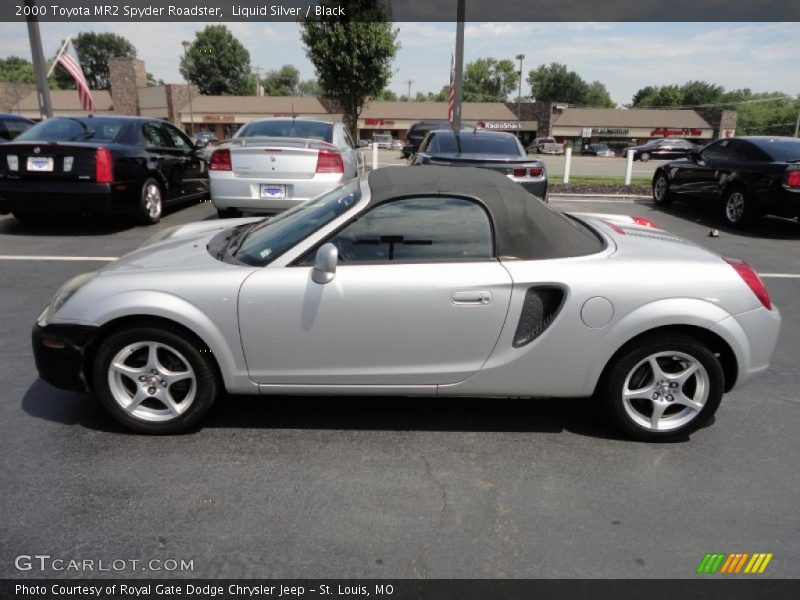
653 176 668 202
144 183 163 219
621 351 709 432
725 192 745 224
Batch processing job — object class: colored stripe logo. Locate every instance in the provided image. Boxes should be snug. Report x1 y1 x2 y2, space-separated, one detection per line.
697 552 773 574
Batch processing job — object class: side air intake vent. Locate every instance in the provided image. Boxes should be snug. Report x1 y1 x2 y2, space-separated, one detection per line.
513 286 565 347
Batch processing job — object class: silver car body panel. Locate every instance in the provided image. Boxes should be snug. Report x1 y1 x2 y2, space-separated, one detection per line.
210 119 364 213
47 176 780 399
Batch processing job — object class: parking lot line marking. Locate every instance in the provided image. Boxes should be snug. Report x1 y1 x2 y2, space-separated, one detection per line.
550 198 654 204
0 255 117 262
758 273 800 279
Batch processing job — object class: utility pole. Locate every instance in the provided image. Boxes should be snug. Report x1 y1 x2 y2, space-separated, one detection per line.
254 66 262 96
25 0 52 119
405 79 413 101
794 107 799 138
515 53 525 140
181 41 195 137
452 0 465 133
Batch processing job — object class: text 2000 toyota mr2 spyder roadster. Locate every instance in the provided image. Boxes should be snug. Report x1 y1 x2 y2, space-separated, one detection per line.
32 167 780 441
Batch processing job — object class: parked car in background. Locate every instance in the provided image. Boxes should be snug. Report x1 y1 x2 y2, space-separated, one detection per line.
402 119 452 158
0 116 208 224
581 143 615 157
652 136 800 228
372 133 393 149
0 113 35 142
32 167 780 440
194 131 218 146
391 138 404 151
528 137 564 155
209 118 363 218
623 138 701 162
411 129 547 199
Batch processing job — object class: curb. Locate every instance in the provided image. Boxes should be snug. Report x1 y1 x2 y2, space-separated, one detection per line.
549 193 652 199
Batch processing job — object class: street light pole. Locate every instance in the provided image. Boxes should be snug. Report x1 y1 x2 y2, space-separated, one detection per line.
405 79 413 101
25 0 52 119
181 41 195 137
452 0 465 133
515 53 525 140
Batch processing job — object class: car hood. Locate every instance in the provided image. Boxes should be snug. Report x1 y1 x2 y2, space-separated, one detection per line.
101 217 263 274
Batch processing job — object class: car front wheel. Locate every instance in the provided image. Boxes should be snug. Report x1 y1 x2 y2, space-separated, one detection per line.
652 172 673 206
93 325 219 434
602 334 724 442
137 178 164 225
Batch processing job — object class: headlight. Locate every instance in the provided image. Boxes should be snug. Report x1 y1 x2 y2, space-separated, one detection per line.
38 272 98 326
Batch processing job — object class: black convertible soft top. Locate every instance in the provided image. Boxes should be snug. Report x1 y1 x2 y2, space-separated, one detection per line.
367 166 603 260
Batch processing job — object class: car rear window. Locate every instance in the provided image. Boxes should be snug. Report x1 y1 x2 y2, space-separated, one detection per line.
236 120 334 143
432 133 522 156
753 138 800 162
15 117 125 143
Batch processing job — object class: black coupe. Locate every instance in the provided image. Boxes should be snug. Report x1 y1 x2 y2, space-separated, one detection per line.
623 138 701 162
0 116 209 225
651 136 800 227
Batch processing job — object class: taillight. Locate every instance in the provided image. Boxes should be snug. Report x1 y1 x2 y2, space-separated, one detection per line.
512 167 526 177
529 167 543 177
95 147 114 183
724 257 772 310
316 150 344 173
632 216 657 228
785 167 800 189
209 148 232 171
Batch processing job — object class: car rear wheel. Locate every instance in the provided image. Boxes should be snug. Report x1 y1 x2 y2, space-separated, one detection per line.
602 334 724 442
137 178 163 225
93 325 219 434
722 186 757 228
639 152 650 162
217 207 243 219
652 172 673 206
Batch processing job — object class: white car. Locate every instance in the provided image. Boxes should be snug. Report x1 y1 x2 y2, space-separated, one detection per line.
209 118 363 218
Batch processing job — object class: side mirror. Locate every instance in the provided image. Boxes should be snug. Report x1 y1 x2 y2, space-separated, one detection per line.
311 243 338 284
195 139 208 149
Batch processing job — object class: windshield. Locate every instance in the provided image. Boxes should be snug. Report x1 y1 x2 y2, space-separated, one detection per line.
16 117 125 142
433 133 522 156
755 138 800 162
234 179 361 266
236 119 333 143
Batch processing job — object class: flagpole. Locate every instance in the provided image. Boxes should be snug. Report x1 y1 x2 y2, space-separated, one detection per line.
46 35 71 79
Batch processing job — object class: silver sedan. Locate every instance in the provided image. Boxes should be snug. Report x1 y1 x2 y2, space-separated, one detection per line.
32 167 780 441
209 118 363 218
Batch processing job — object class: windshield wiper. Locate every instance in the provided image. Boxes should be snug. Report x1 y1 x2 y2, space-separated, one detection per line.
227 223 258 258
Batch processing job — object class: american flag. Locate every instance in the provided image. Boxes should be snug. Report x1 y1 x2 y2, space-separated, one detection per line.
55 41 95 112
447 49 455 123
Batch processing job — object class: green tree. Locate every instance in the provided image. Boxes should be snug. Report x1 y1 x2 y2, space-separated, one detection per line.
146 72 164 87
584 80 615 107
53 32 136 90
301 0 400 138
374 88 397 101
0 56 35 84
463 57 518 102
680 80 724 106
631 85 682 107
527 62 588 104
262 65 300 96
180 25 252 95
298 78 322 96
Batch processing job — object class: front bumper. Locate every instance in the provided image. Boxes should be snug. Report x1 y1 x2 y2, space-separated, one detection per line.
32 322 101 391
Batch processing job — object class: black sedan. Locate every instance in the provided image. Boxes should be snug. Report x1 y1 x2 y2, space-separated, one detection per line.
411 129 547 199
651 136 800 227
0 116 209 225
580 143 615 157
623 138 701 162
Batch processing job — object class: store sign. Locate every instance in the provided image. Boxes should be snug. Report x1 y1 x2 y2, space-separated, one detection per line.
651 127 703 137
592 127 629 136
364 118 395 126
478 121 522 130
203 114 235 122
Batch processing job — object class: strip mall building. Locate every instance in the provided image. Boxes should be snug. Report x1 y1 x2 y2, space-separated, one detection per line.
1 57 737 148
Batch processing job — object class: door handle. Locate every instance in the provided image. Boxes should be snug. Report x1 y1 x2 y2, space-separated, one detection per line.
451 291 491 305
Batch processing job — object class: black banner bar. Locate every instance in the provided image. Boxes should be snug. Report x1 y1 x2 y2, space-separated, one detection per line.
2 0 800 23
2 579 800 600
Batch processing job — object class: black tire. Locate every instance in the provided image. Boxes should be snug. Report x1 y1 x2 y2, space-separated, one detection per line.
136 178 164 225
721 185 758 228
217 207 243 219
639 152 650 162
602 334 724 442
652 172 673 206
92 325 220 434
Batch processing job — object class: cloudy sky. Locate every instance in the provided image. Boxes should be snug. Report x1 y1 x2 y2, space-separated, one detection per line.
1 21 798 105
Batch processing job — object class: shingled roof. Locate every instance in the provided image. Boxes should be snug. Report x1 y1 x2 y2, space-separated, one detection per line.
178 95 329 116
553 107 712 129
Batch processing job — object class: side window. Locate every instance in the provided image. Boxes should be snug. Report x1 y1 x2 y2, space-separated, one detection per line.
701 140 729 163
162 124 192 149
142 123 169 148
322 196 494 264
727 140 768 162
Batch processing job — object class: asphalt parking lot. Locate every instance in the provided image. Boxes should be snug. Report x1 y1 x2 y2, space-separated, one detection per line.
1 192 798 579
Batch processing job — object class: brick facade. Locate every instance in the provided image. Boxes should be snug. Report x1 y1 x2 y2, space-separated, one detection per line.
108 57 147 116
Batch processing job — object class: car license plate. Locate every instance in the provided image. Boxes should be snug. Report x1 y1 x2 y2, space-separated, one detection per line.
260 184 286 199
27 156 54 172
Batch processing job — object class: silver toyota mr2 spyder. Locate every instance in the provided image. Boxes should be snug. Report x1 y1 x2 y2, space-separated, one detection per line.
33 167 781 441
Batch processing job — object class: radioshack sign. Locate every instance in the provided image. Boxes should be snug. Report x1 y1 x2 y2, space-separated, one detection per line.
477 121 522 130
